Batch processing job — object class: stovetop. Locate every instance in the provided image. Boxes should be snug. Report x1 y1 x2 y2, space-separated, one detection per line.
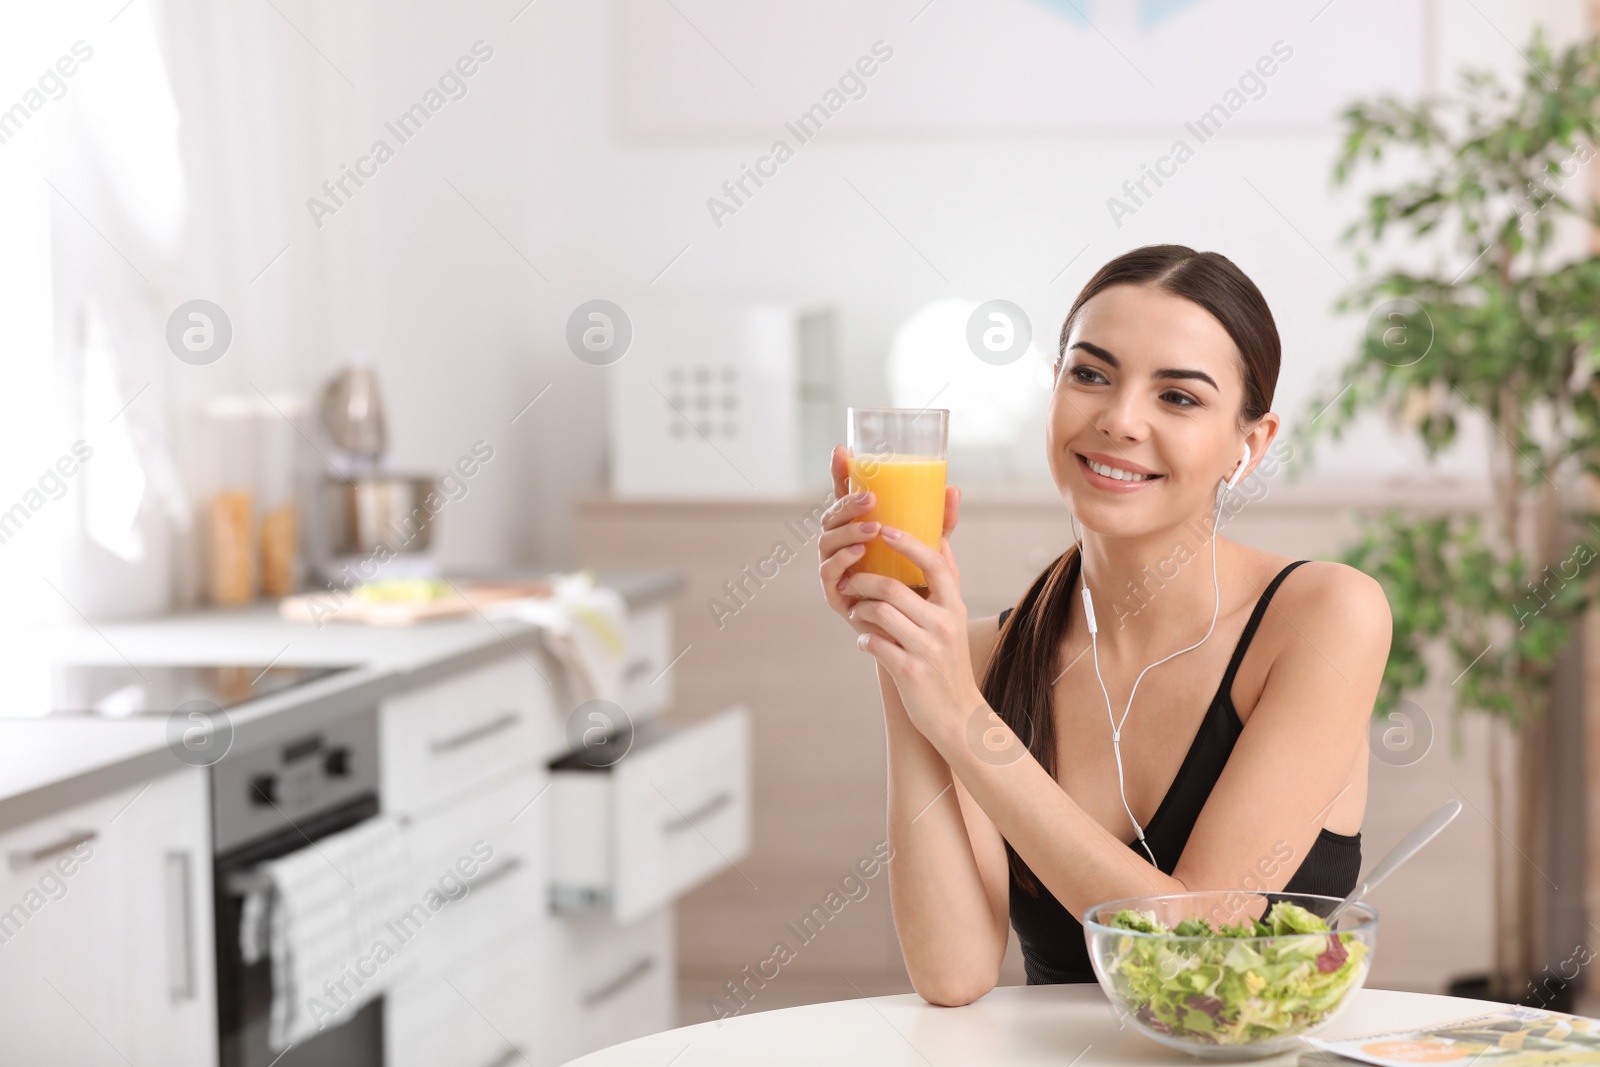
36 663 354 718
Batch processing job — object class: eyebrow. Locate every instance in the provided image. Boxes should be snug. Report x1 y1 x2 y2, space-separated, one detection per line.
1068 340 1220 392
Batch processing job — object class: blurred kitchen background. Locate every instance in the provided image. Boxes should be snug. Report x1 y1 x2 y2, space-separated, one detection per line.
3 0 1600 1063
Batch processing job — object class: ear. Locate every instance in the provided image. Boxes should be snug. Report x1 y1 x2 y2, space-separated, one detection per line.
1239 413 1282 481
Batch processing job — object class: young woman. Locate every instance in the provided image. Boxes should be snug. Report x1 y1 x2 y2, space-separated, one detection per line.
816 245 1390 1005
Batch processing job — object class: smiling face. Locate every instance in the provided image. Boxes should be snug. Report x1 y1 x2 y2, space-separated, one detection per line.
1047 283 1277 534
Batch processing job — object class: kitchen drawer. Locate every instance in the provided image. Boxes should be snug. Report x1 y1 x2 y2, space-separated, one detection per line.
383 654 561 814
395 768 546 984
618 601 673 719
0 785 123 903
387 919 556 1067
551 907 675 1064
549 704 750 923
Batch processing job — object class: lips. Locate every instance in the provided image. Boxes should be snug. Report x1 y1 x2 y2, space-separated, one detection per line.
1076 451 1162 478
1075 452 1164 491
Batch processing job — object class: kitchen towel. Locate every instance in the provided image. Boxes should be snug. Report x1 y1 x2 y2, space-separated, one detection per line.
250 815 413 1050
486 569 629 706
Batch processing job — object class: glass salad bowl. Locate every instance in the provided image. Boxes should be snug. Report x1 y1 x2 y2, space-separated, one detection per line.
1084 891 1378 1060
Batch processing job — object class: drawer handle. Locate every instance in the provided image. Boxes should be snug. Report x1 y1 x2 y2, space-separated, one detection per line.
468 855 525 893
582 954 656 1008
166 851 197 1001
663 790 733 834
8 829 96 871
430 712 521 754
624 658 652 681
549 884 612 913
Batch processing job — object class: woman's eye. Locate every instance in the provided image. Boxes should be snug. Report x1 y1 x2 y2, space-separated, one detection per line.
1068 367 1198 408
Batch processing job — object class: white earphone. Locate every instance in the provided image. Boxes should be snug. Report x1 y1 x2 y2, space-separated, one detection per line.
1078 443 1251 867
1225 443 1251 491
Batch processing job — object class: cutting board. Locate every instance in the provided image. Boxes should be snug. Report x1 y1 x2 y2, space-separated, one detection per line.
278 580 554 626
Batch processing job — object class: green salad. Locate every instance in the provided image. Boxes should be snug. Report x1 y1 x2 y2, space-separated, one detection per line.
1104 901 1369 1046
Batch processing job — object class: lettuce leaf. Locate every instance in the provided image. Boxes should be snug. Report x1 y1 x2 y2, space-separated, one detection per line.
1103 901 1368 1046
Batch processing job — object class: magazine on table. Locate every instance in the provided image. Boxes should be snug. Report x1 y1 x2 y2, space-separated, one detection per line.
1297 1006 1600 1067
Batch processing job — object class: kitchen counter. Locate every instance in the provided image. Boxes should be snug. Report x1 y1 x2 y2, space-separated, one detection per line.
0 566 683 833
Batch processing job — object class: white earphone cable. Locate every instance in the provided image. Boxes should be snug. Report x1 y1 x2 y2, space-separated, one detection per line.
1080 447 1246 869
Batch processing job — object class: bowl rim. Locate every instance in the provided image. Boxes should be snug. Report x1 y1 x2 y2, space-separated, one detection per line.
1082 890 1379 939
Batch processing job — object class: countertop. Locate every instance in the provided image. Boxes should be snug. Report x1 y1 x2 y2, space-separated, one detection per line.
565 984 1516 1066
0 566 683 833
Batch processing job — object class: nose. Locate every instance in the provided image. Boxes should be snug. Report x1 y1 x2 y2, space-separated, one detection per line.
1092 388 1149 444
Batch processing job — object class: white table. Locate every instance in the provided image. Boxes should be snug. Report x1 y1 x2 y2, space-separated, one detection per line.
565 985 1514 1066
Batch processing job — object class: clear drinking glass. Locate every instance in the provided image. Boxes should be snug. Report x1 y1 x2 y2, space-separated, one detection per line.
846 407 949 595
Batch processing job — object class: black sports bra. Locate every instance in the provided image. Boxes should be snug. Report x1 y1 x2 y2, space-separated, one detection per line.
996 558 1362 984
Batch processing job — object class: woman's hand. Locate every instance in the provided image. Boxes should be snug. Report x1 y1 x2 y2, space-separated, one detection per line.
817 445 962 645
836 464 978 742
819 445 894 641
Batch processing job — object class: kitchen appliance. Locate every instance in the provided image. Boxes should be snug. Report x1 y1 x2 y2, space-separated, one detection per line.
324 475 438 557
607 302 837 499
214 705 383 1067
312 356 441 583
319 353 387 464
37 664 351 718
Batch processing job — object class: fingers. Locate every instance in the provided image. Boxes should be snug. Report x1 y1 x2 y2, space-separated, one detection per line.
819 512 882 622
877 525 960 608
942 485 960 536
821 538 870 603
819 516 878 564
831 445 850 500
841 569 940 630
821 487 874 533
856 622 911 673
830 567 894 642
849 597 928 660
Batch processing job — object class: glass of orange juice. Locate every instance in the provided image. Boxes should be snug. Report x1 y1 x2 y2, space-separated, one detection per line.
846 407 949 595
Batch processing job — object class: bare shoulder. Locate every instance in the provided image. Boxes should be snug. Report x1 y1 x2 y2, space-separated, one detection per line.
1270 558 1393 660
1275 559 1391 627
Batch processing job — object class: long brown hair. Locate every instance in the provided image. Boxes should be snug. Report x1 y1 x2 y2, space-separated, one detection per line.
981 244 1281 895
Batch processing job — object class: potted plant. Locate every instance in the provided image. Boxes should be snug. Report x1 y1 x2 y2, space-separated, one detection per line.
1290 28 1600 1007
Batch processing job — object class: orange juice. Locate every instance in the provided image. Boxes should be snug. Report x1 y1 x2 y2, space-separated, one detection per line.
847 453 947 590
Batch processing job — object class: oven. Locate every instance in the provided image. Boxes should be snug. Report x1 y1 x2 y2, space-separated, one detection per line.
212 706 384 1067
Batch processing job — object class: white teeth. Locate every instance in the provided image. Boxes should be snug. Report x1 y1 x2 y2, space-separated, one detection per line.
1085 457 1155 481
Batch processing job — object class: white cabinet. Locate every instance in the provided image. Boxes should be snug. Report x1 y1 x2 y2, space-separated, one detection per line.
381 599 717 1065
386 918 560 1067
382 654 564 816
383 653 563 1066
386 904 675 1067
394 767 547 983
549 705 751 922
546 908 675 1065
0 767 215 1066
618 601 674 719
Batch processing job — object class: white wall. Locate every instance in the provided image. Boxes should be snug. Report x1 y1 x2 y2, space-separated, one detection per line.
146 0 1589 579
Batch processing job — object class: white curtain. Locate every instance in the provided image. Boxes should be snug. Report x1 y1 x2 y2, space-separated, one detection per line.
0 6 79 634
60 0 188 580
45 0 347 619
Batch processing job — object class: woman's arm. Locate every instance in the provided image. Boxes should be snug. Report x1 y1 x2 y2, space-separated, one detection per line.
852 530 1388 926
879 619 1011 1006
815 446 1007 1004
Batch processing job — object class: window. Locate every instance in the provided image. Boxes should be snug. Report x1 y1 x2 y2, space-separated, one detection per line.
885 299 1056 491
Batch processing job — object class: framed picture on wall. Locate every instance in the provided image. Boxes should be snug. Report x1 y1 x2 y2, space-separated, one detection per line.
618 0 1432 137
